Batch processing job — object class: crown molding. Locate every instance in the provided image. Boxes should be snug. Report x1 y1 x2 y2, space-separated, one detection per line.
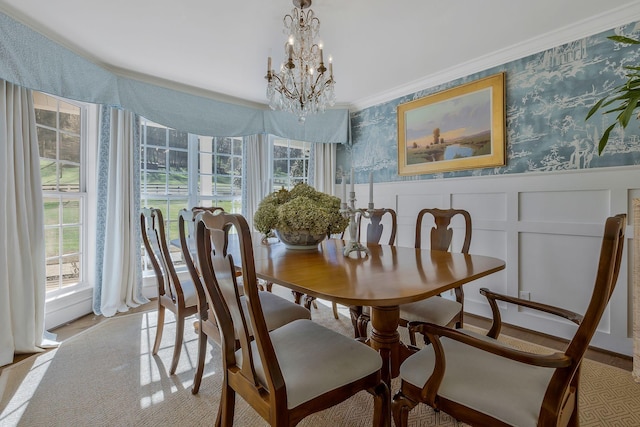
349 2 640 112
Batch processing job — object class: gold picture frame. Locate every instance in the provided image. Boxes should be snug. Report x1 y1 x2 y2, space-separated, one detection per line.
397 72 506 176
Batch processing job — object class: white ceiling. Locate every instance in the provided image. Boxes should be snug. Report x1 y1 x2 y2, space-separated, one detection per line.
1 0 640 109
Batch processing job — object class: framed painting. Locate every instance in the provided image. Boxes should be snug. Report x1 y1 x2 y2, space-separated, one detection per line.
397 72 506 176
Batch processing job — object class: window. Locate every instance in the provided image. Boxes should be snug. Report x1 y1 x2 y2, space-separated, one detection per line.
196 136 243 212
139 119 243 268
34 92 86 294
139 119 189 266
271 137 312 191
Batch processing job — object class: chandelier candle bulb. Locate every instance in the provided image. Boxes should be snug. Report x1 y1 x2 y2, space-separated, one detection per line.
267 57 272 73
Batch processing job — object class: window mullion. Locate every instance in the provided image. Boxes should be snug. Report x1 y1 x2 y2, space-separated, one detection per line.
188 134 199 207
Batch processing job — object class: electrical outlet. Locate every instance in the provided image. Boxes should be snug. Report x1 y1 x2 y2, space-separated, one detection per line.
519 291 531 301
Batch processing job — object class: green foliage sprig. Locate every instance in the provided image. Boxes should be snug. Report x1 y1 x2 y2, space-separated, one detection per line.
254 183 349 237
586 35 640 154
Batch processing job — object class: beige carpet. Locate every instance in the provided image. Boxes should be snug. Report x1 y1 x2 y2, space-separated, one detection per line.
1 299 639 426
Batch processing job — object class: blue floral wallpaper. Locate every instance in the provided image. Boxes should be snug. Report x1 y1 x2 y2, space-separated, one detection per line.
338 21 640 184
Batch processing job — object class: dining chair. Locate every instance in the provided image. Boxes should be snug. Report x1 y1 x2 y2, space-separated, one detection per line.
392 214 626 427
140 207 199 375
180 206 225 266
348 208 398 339
178 208 311 395
196 211 390 426
178 207 226 343
399 208 472 345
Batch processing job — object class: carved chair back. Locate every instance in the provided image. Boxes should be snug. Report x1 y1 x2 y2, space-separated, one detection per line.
141 207 182 304
357 208 398 245
415 208 471 253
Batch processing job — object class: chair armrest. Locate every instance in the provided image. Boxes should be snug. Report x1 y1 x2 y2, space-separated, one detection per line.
412 321 572 368
479 287 583 338
408 321 571 407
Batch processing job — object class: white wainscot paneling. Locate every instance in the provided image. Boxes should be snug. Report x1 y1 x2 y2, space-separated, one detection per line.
362 168 638 355
519 190 610 223
395 193 447 247
518 231 610 330
397 193 447 219
464 229 508 308
452 192 507 221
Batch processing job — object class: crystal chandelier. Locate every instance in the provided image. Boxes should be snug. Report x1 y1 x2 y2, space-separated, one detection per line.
265 0 335 123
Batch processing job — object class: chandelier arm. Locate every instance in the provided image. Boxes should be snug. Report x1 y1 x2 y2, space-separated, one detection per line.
270 74 302 101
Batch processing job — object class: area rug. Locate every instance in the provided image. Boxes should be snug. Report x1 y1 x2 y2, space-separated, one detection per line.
1 298 639 426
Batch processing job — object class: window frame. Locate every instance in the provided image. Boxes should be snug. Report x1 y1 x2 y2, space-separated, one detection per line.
35 92 91 298
269 136 312 192
139 120 244 271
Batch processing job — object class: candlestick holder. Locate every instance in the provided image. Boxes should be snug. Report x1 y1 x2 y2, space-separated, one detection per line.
340 191 374 257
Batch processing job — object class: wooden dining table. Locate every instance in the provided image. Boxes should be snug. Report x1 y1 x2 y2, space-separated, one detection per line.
250 236 506 387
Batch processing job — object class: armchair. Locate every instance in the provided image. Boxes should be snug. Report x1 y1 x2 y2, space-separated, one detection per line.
392 214 626 427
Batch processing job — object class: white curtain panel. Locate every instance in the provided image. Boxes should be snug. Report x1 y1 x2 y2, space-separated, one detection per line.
242 134 270 232
0 81 55 367
310 142 337 195
94 107 147 317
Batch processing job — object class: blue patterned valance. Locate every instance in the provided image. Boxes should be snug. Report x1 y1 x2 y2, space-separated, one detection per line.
0 11 348 143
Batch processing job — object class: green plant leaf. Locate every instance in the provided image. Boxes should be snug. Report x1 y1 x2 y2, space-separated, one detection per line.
586 97 606 120
587 33 640 155
608 35 640 44
620 94 640 127
598 123 617 155
601 104 626 115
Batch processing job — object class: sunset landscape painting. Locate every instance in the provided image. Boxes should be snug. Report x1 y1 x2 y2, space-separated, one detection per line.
397 72 505 175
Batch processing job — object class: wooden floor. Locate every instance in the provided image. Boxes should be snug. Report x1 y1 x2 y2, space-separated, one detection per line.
3 300 633 372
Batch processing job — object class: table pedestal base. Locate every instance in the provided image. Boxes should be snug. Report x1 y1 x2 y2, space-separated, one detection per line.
368 305 416 386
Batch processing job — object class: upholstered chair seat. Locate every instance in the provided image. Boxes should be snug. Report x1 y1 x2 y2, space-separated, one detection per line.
241 318 383 409
242 291 311 337
398 297 462 328
175 279 199 308
399 329 554 427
